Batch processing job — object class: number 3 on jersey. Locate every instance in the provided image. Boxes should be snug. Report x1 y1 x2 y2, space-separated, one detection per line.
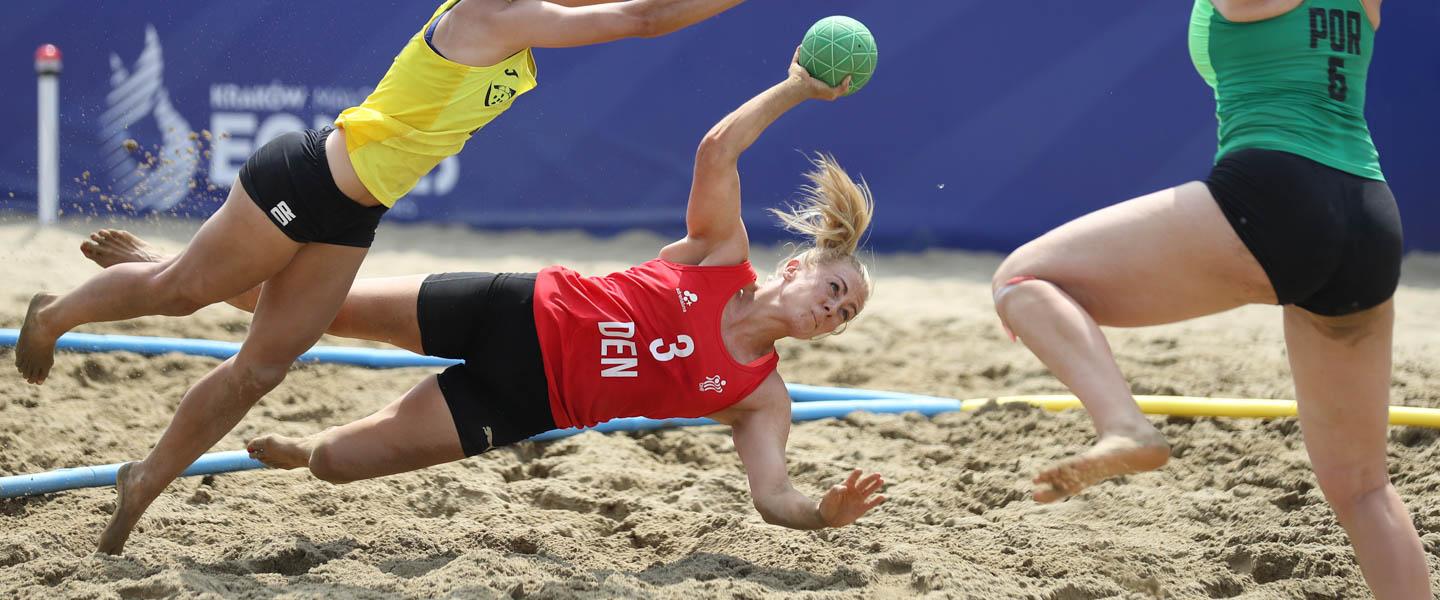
649 335 694 362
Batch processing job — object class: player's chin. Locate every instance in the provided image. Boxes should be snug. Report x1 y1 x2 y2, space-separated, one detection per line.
796 325 837 341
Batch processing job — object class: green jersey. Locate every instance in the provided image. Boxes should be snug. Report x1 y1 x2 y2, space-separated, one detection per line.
1189 0 1383 180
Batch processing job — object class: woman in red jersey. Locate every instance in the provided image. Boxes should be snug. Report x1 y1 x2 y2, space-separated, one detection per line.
87 53 886 531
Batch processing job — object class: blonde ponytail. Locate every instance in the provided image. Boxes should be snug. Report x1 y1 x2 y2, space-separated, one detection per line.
768 153 875 263
768 153 876 316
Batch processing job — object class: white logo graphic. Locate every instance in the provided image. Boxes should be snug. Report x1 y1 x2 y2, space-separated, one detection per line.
269 201 297 226
698 375 727 393
675 288 699 312
101 25 199 211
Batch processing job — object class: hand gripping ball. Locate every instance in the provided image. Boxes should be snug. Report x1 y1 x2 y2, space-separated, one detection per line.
799 16 877 96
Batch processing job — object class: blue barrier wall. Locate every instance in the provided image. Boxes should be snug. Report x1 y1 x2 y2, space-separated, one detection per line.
0 2 1435 252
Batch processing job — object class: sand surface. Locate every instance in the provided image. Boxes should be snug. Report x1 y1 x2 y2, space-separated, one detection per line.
1 217 1439 599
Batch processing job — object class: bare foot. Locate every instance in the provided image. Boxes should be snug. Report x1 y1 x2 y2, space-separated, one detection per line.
1033 429 1170 503
80 229 163 269
15 293 59 385
246 434 316 470
98 462 151 555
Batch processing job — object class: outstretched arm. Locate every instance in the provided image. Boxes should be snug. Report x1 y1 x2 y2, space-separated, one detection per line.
660 50 850 266
442 0 744 61
539 0 626 7
727 377 886 530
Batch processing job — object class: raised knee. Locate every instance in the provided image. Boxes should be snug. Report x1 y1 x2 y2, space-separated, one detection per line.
992 244 1051 295
992 253 1027 294
991 255 1050 319
307 442 354 485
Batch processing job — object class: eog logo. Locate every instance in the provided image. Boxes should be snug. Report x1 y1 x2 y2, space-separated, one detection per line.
99 25 199 211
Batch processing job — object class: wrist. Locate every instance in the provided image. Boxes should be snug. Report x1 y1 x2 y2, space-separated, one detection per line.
778 76 810 97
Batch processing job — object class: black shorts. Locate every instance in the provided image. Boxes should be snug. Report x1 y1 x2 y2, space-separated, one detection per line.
1205 148 1403 316
417 272 556 456
238 126 388 248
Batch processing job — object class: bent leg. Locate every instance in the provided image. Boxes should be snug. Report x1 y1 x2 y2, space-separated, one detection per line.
17 185 298 384
313 276 427 353
1285 301 1431 598
212 274 425 354
77 229 427 355
98 241 367 555
993 182 1276 502
247 375 465 484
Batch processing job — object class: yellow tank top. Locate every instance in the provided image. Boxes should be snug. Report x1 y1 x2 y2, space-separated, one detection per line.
335 0 538 206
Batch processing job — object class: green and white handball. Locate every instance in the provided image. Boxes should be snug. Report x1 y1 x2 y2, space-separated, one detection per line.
799 15 878 96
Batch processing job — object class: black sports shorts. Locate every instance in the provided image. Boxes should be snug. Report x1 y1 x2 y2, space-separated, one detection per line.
417 272 556 456
1205 148 1402 317
238 126 387 248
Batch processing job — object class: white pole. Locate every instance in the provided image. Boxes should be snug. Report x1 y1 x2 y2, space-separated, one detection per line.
35 44 62 226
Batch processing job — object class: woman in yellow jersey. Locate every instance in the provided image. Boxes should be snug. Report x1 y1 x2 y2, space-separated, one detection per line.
992 0 1428 596
13 0 750 555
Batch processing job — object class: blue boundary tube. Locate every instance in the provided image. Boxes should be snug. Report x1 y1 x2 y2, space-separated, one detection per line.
10 332 1439 498
0 330 924 402
0 451 263 498
0 331 956 498
527 397 963 441
0 329 460 369
0 399 962 498
785 383 954 402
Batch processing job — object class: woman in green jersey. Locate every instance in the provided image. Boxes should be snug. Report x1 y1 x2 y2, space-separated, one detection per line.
992 0 1427 596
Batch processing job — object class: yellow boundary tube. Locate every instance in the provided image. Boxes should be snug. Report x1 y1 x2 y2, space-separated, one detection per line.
957 395 1440 429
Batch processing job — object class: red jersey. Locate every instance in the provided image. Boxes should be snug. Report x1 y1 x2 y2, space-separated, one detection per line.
533 259 780 429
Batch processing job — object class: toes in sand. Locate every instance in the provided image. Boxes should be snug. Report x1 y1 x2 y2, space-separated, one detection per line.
1033 432 1171 503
